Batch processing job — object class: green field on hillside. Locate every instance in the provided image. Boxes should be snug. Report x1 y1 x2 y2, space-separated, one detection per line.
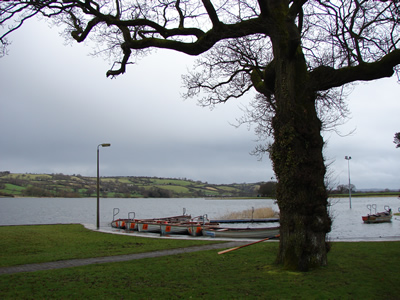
0 172 262 198
1 171 398 199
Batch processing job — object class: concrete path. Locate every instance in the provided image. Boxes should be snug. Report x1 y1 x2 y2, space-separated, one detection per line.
0 241 248 275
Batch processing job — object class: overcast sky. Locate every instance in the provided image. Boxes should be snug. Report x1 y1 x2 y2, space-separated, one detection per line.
0 20 399 190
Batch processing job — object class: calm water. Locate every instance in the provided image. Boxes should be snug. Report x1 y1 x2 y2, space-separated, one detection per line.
0 197 399 240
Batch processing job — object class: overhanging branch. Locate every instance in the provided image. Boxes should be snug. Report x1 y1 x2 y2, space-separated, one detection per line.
106 43 132 77
310 49 400 91
122 18 269 56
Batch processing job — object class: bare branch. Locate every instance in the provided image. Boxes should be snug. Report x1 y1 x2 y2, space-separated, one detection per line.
201 0 220 27
310 49 400 90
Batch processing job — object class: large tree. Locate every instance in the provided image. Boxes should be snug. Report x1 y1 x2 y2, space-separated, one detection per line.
1 0 400 271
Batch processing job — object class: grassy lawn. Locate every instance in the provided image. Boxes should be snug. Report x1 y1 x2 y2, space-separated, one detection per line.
0 224 220 267
0 225 399 299
154 184 191 194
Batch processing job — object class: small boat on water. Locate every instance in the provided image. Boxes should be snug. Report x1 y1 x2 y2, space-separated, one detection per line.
202 226 280 239
362 205 392 224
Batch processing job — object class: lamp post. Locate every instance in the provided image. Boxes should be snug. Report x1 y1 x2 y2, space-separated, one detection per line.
345 156 352 209
97 143 111 229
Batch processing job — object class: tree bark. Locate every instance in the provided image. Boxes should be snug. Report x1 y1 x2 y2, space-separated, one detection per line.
271 85 332 271
267 2 332 271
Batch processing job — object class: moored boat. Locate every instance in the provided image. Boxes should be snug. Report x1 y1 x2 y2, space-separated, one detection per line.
187 224 204 236
125 220 137 231
135 214 192 233
187 221 218 236
111 219 129 229
202 226 280 239
158 214 192 223
126 214 192 232
137 221 163 233
362 208 392 223
111 206 192 231
160 223 191 235
161 218 217 236
111 209 135 229
185 215 218 236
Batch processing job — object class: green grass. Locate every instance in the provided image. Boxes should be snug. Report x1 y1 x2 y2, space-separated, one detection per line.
113 178 132 184
0 224 219 267
0 225 399 299
151 178 193 186
3 183 24 195
0 172 264 198
217 185 240 192
154 184 190 193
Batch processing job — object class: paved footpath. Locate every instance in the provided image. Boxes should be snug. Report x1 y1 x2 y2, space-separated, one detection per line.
0 241 248 275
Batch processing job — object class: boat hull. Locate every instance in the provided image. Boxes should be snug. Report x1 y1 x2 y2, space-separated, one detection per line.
160 223 190 235
125 220 137 231
362 212 392 223
137 222 162 233
112 214 191 231
111 219 132 229
202 226 280 239
187 225 203 236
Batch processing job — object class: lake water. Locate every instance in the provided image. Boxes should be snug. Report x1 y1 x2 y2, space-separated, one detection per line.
0 196 399 241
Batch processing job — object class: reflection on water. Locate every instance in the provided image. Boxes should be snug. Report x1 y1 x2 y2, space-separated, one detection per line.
0 196 399 241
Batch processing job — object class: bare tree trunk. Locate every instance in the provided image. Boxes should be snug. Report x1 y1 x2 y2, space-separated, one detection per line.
268 3 332 271
271 84 332 270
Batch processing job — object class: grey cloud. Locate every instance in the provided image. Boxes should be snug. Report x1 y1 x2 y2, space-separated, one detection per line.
0 20 399 189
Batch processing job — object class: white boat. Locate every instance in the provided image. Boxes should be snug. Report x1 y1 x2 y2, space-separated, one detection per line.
187 224 204 236
160 223 190 235
125 220 137 231
137 221 164 233
111 218 132 229
111 209 135 229
161 220 217 236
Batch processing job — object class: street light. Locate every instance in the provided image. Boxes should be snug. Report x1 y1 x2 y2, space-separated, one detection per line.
345 156 352 209
97 143 111 229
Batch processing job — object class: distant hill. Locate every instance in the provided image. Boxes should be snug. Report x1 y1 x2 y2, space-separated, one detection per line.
357 188 399 192
1 172 397 199
0 172 265 198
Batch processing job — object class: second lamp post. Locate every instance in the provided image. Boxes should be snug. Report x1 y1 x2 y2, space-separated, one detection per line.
345 156 352 209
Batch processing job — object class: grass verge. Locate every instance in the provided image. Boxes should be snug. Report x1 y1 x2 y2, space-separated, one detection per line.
0 225 399 299
0 224 220 267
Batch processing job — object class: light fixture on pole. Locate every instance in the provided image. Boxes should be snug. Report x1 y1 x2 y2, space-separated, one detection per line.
97 143 111 229
345 156 352 209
